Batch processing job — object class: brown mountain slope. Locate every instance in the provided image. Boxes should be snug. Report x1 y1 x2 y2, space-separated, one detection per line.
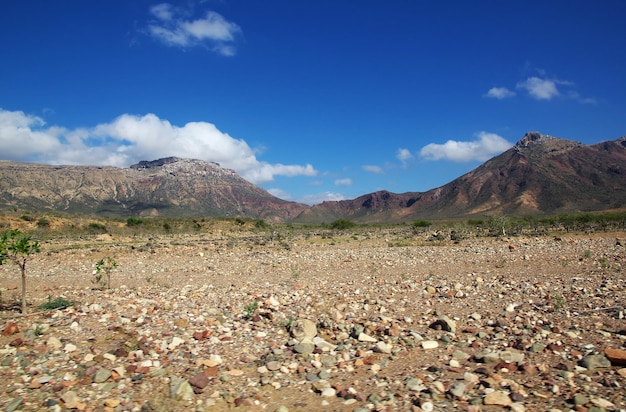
0 157 308 220
294 132 626 223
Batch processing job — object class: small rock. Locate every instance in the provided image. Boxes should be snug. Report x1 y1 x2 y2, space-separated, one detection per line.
573 394 589 406
580 354 611 370
484 391 512 406
5 398 23 412
320 387 336 397
375 341 392 354
449 382 466 398
293 338 315 354
189 372 209 389
94 368 112 383
46 336 62 350
2 322 19 336
312 336 336 351
290 319 317 340
64 343 77 353
604 348 626 366
170 377 194 401
61 391 81 409
357 332 377 342
590 397 615 409
430 315 456 334
104 398 121 408
168 336 185 350
421 340 439 349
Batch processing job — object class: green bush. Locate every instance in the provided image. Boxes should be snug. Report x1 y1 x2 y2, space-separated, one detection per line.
39 296 73 310
126 217 144 227
412 220 431 228
330 219 356 230
87 222 107 233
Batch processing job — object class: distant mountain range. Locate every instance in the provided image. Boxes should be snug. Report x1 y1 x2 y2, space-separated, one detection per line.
1 132 625 223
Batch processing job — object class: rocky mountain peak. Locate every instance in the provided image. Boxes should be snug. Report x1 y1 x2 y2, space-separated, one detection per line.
515 131 551 148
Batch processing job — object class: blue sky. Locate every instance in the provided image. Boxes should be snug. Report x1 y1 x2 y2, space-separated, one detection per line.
1 1 625 205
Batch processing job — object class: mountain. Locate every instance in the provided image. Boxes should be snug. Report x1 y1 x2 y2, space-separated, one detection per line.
1 133 625 223
0 157 307 220
294 132 626 223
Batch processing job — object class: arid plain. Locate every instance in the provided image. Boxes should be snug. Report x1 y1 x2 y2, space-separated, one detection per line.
1 219 625 411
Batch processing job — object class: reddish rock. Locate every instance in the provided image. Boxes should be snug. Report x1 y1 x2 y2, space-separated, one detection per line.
9 337 23 347
604 348 626 366
2 322 19 335
189 372 209 389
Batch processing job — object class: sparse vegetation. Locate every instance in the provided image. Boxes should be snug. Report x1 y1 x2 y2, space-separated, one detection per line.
92 256 118 289
126 216 144 227
0 229 41 312
87 222 107 233
330 219 356 230
243 301 259 320
39 295 73 310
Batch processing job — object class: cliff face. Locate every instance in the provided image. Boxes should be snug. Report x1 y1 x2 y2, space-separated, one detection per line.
0 157 308 220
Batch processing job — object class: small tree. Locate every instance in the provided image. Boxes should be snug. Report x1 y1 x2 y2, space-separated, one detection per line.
93 257 118 289
0 230 41 313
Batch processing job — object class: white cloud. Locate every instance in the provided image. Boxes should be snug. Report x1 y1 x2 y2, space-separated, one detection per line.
516 77 560 100
334 178 352 186
396 148 413 161
419 131 512 162
150 3 174 21
147 3 241 55
485 87 516 99
362 165 384 174
298 192 346 205
0 108 317 184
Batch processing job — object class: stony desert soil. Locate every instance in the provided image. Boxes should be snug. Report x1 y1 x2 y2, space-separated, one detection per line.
0 227 625 411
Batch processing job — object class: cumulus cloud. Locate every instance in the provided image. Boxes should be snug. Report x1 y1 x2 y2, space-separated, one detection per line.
485 87 516 99
334 178 353 186
419 131 513 162
396 147 413 168
362 165 384 174
0 108 317 184
147 3 241 55
516 77 561 100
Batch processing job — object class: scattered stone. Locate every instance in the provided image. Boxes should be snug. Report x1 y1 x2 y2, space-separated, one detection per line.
93 368 112 383
604 348 626 366
290 319 317 340
2 322 19 335
61 391 82 409
357 332 377 342
580 354 611 370
429 315 456 333
170 377 194 401
421 340 439 349
189 372 209 390
293 338 315 354
375 341 392 354
484 390 512 406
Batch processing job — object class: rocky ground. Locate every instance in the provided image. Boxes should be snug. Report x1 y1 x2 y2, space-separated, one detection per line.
0 227 625 411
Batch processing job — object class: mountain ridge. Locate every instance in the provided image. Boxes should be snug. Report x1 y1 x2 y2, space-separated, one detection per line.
292 132 626 223
1 132 625 222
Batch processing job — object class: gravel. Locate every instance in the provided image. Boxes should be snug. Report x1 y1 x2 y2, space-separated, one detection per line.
1 229 625 411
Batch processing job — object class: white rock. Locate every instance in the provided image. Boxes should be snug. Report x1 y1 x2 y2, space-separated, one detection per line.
421 340 439 349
